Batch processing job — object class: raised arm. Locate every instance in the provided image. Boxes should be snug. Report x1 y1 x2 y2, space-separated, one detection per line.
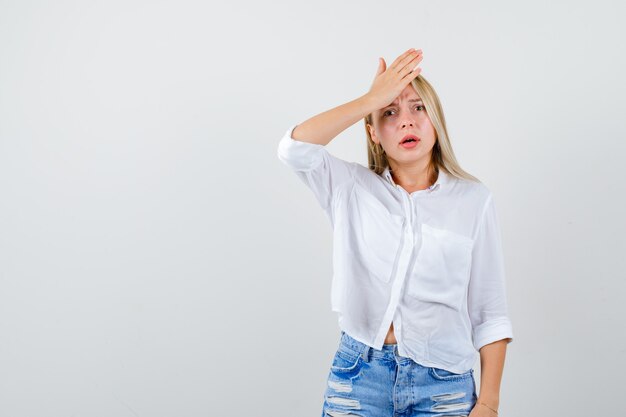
291 48 425 146
277 48 424 218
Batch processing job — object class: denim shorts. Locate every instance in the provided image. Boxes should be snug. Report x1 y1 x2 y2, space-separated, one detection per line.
321 331 478 417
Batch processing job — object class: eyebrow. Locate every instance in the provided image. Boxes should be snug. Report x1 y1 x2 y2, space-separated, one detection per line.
382 98 423 108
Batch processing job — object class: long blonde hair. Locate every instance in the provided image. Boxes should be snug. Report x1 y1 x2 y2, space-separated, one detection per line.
364 75 480 183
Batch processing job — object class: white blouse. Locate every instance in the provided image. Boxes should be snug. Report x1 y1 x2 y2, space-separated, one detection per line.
277 124 514 374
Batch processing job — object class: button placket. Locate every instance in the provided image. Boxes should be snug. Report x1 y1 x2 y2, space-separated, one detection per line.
395 184 413 242
408 195 415 246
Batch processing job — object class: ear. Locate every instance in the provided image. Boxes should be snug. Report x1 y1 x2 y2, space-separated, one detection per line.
366 123 378 145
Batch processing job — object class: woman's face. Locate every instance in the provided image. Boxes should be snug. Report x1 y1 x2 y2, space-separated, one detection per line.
367 84 437 167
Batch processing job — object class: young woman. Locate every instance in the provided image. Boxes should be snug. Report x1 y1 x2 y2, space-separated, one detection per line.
277 48 513 417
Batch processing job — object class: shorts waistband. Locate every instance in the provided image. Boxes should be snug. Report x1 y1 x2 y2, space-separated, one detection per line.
338 330 410 363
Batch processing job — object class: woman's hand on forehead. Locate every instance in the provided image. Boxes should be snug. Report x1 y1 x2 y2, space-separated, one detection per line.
366 48 424 110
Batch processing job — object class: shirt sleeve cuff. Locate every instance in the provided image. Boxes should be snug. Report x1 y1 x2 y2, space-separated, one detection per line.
472 316 514 351
277 124 326 171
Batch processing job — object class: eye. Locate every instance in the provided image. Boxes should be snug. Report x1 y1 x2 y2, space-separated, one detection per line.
382 105 424 117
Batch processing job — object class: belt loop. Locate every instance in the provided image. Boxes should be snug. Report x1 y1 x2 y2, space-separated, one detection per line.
361 345 370 362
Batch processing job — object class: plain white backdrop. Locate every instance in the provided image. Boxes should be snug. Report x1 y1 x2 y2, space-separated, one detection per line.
1 0 624 416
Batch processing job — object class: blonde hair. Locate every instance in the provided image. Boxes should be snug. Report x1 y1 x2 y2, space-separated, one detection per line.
364 74 480 183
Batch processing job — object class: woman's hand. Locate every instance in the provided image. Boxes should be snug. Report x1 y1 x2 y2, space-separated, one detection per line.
469 402 499 417
365 48 424 110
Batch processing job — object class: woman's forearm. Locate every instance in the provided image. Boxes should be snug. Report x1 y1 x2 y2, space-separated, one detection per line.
291 93 379 146
477 338 510 411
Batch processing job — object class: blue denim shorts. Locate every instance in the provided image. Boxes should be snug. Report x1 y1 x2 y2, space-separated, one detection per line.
321 331 477 417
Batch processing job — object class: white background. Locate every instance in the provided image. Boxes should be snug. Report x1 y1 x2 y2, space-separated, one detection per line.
1 1 624 416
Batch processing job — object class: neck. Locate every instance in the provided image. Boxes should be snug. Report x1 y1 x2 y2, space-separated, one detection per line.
390 163 438 191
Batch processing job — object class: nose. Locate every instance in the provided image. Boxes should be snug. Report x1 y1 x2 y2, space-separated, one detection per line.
398 106 416 129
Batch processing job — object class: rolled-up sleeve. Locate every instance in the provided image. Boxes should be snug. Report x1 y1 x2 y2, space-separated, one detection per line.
277 124 355 216
467 192 514 351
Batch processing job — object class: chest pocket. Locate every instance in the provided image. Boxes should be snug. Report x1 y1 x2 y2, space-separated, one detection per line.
407 223 474 311
347 184 405 283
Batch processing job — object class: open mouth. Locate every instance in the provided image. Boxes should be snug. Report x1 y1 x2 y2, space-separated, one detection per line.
400 134 420 144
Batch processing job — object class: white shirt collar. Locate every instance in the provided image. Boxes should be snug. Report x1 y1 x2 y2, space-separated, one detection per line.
382 166 450 192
